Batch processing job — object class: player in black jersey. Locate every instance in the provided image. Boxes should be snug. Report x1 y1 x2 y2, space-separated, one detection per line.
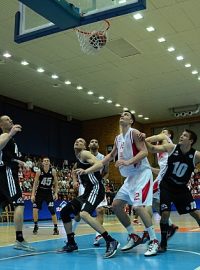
31 157 59 235
0 115 35 251
145 129 200 252
58 138 119 259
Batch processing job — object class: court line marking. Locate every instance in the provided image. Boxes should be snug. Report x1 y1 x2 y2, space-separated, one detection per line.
0 247 105 261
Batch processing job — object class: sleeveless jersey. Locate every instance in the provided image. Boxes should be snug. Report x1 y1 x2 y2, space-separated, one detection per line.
38 167 54 190
157 137 172 177
115 127 151 177
76 158 102 187
162 144 196 185
0 138 20 172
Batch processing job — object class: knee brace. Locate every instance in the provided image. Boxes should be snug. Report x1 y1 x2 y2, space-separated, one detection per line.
48 206 55 215
60 203 74 223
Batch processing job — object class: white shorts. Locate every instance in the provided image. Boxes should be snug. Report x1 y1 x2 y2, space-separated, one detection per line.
78 184 107 208
114 169 153 206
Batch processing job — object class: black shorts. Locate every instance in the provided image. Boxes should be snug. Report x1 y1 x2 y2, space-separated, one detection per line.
160 180 197 215
0 166 24 207
71 182 105 215
33 189 54 210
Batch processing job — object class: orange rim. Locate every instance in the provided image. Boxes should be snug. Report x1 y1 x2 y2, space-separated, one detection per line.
74 20 110 35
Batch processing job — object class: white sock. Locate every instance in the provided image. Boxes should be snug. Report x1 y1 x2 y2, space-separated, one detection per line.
72 219 79 233
146 226 156 240
126 224 135 234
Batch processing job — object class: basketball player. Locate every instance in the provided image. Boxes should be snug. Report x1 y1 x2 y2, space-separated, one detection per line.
89 139 109 246
58 138 119 259
145 129 200 251
103 111 159 257
142 129 178 240
72 138 109 247
31 157 59 235
0 115 35 251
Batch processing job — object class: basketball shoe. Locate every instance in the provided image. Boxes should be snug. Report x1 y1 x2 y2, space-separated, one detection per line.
144 239 159 256
121 233 142 251
104 239 120 259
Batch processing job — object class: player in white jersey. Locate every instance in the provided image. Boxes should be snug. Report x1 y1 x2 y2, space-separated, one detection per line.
72 139 109 247
144 129 178 239
103 111 159 257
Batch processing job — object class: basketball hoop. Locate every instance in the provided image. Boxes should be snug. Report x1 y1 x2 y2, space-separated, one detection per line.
74 20 110 55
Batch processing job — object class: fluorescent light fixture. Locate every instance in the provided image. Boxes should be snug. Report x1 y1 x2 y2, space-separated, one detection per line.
115 103 121 107
158 37 166 43
21 60 29 66
198 77 200 80
144 117 149 120
37 67 45 73
87 91 93 95
3 52 11 58
76 86 83 90
123 107 128 111
131 110 136 114
51 74 58 79
176 55 184 61
146 26 155 32
64 80 71 85
192 70 198 75
167 47 175 52
185 63 191 68
119 0 126 4
138 114 143 117
133 13 143 20
98 96 104 100
107 100 112 103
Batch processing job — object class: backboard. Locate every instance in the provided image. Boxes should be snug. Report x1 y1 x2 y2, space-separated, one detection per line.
15 0 146 43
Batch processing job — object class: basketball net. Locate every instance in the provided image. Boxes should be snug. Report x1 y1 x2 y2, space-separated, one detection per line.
74 20 110 55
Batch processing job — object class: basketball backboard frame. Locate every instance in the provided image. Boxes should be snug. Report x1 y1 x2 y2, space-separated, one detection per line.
14 0 146 43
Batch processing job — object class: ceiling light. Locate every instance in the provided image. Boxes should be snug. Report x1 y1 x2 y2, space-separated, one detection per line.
115 103 121 107
37 67 45 73
87 91 93 95
167 47 175 52
119 0 126 4
198 77 200 80
76 86 83 90
51 74 58 79
192 70 198 75
144 117 149 120
158 37 166 43
138 114 143 117
64 80 71 85
21 60 29 66
98 96 104 100
146 26 155 32
123 107 128 111
131 110 136 114
176 55 184 61
107 100 112 103
185 63 191 68
133 13 143 20
3 52 11 58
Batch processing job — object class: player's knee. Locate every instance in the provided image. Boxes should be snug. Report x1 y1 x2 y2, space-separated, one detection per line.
48 206 55 215
80 211 90 220
60 203 74 223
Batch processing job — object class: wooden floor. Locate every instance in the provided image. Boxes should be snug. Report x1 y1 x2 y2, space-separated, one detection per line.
0 212 200 270
0 211 199 246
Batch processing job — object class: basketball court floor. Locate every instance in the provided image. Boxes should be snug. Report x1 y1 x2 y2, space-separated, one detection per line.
0 212 200 270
